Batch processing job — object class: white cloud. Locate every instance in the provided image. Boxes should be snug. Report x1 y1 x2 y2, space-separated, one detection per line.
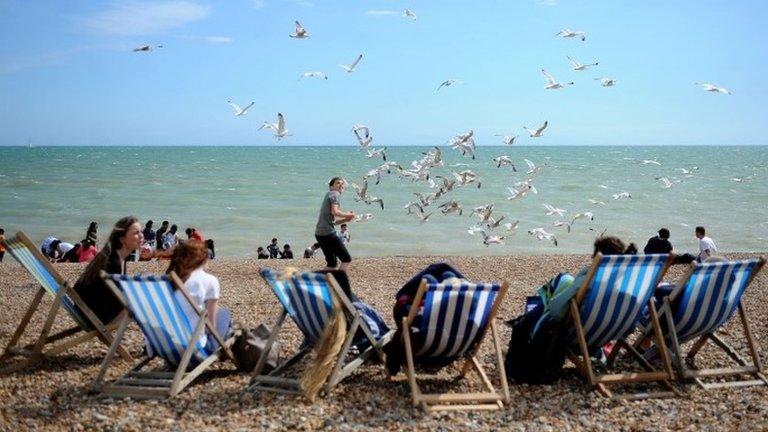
205 36 233 43
250 0 265 9
364 9 398 16
83 1 211 37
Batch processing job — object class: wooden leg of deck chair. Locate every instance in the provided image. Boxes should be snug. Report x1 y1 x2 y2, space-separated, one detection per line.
490 321 510 403
1 288 45 360
170 315 207 397
686 334 710 365
93 315 131 389
648 300 675 381
662 299 686 379
569 300 596 386
402 317 421 407
708 334 748 367
739 303 765 375
32 286 68 357
251 310 287 380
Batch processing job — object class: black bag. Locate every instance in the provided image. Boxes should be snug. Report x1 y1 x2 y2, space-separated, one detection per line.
232 324 280 373
504 306 568 384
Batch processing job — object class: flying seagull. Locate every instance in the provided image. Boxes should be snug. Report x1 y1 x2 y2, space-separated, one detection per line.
695 82 732 95
495 134 518 145
568 56 598 71
595 77 617 87
437 79 462 91
556 28 586 41
339 54 364 73
258 113 291 140
227 100 254 116
542 68 573 89
133 44 163 52
301 71 328 80
524 120 548 138
290 21 309 39
403 9 417 20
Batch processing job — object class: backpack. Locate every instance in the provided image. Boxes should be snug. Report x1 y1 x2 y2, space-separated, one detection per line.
504 304 568 384
232 324 280 373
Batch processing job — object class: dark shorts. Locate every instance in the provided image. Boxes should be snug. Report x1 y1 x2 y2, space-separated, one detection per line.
315 233 351 268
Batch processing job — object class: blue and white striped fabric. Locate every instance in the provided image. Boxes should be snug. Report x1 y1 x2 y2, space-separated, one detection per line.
671 259 760 343
110 274 210 365
579 254 668 349
414 281 501 359
287 272 335 343
5 235 87 329
260 268 295 316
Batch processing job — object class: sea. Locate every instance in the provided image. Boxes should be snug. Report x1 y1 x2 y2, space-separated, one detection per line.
0 145 765 258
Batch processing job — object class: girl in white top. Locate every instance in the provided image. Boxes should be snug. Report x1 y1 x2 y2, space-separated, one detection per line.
167 240 232 353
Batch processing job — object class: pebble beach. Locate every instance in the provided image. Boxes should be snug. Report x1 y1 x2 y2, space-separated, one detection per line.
1 254 766 431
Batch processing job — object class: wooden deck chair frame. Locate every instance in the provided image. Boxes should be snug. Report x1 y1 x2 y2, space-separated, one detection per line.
0 231 131 375
639 257 767 391
566 253 680 400
400 278 510 412
93 271 238 399
250 270 394 396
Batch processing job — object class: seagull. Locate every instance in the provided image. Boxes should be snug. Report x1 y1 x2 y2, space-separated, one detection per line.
731 177 749 183
542 69 574 89
482 233 505 246
449 131 476 159
470 203 495 222
528 228 558 246
353 128 373 150
641 159 662 166
613 192 631 200
414 210 434 224
588 198 606 206
525 159 545 176
543 204 567 218
568 56 598 71
363 195 384 210
133 44 163 52
494 134 518 145
301 71 328 80
679 167 699 177
349 179 369 201
366 147 387 161
556 28 586 41
438 200 463 216
695 82 731 95
504 220 520 232
403 201 423 215
339 54 363 73
413 192 439 207
290 21 309 38
454 169 481 188
524 121 548 138
354 213 374 223
656 177 674 188
595 77 617 87
569 212 594 233
258 113 291 140
403 9 417 20
227 100 255 116
437 79 462 92
507 180 537 200
493 155 516 170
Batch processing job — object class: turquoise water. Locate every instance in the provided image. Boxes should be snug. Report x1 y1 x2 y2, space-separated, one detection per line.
0 146 766 258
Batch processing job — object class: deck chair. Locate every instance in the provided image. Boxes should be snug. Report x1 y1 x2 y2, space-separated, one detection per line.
0 231 131 374
250 268 394 395
93 272 238 399
566 253 679 400
400 278 510 412
639 257 767 390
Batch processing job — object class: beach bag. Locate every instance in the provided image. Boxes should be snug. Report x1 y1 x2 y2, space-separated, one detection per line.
232 324 280 373
505 302 567 384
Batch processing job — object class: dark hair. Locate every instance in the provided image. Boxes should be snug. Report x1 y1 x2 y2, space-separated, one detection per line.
185 228 193 236
340 223 348 229
145 220 154 228
329 176 343 187
284 244 291 249
170 224 178 233
49 239 62 258
593 236 637 257
271 238 277 243
161 220 169 226
658 228 670 239
0 228 4 234
76 216 139 291
257 246 264 252
205 238 215 251
88 221 98 232
167 240 208 282
313 242 320 248
695 226 705 235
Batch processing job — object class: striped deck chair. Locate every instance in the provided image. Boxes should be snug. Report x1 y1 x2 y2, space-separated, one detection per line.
566 253 678 400
401 278 510 412
93 272 238 399
639 257 767 390
250 268 394 395
0 232 130 375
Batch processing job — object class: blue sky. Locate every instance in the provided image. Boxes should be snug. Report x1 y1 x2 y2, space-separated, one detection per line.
1 0 766 146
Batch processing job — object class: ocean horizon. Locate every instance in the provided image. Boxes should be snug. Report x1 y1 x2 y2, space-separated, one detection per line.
1 145 765 259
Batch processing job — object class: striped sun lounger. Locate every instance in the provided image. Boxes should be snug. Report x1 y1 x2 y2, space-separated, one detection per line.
644 257 767 390
250 268 393 396
567 253 678 400
0 231 130 375
401 278 510 412
93 272 238 399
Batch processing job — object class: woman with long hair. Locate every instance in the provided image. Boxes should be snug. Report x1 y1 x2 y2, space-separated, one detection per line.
73 216 143 326
167 240 232 352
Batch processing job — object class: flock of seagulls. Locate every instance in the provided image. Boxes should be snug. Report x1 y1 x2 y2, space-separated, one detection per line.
131 8 740 250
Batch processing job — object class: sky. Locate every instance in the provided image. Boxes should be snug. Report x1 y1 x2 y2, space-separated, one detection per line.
1 0 766 147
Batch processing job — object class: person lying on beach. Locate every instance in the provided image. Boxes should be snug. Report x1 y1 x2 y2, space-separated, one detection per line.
167 240 233 352
72 216 144 327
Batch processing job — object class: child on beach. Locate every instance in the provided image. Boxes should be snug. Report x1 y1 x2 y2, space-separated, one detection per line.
280 244 294 259
155 220 170 251
257 246 269 259
339 223 351 245
267 238 280 259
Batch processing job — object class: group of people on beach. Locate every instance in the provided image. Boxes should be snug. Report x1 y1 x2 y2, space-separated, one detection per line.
36 222 100 263
140 219 215 260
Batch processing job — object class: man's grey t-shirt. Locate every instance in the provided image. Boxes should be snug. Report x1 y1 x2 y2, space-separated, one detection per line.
315 190 340 236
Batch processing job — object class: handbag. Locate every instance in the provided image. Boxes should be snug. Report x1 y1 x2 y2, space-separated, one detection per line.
232 323 280 373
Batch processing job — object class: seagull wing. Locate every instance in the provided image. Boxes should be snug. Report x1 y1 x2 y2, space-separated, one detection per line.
536 121 548 135
227 101 242 114
541 69 557 85
277 113 285 133
349 54 363 70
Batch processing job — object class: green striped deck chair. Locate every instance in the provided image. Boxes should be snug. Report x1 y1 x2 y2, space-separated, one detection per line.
567 253 678 400
93 272 239 399
400 277 510 412
0 232 130 375
639 257 767 390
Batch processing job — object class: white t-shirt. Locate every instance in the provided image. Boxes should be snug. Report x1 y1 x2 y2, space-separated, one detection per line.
175 268 221 348
57 242 75 255
698 236 717 260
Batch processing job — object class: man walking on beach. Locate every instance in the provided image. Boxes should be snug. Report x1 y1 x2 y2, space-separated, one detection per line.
315 177 355 271
695 226 717 262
